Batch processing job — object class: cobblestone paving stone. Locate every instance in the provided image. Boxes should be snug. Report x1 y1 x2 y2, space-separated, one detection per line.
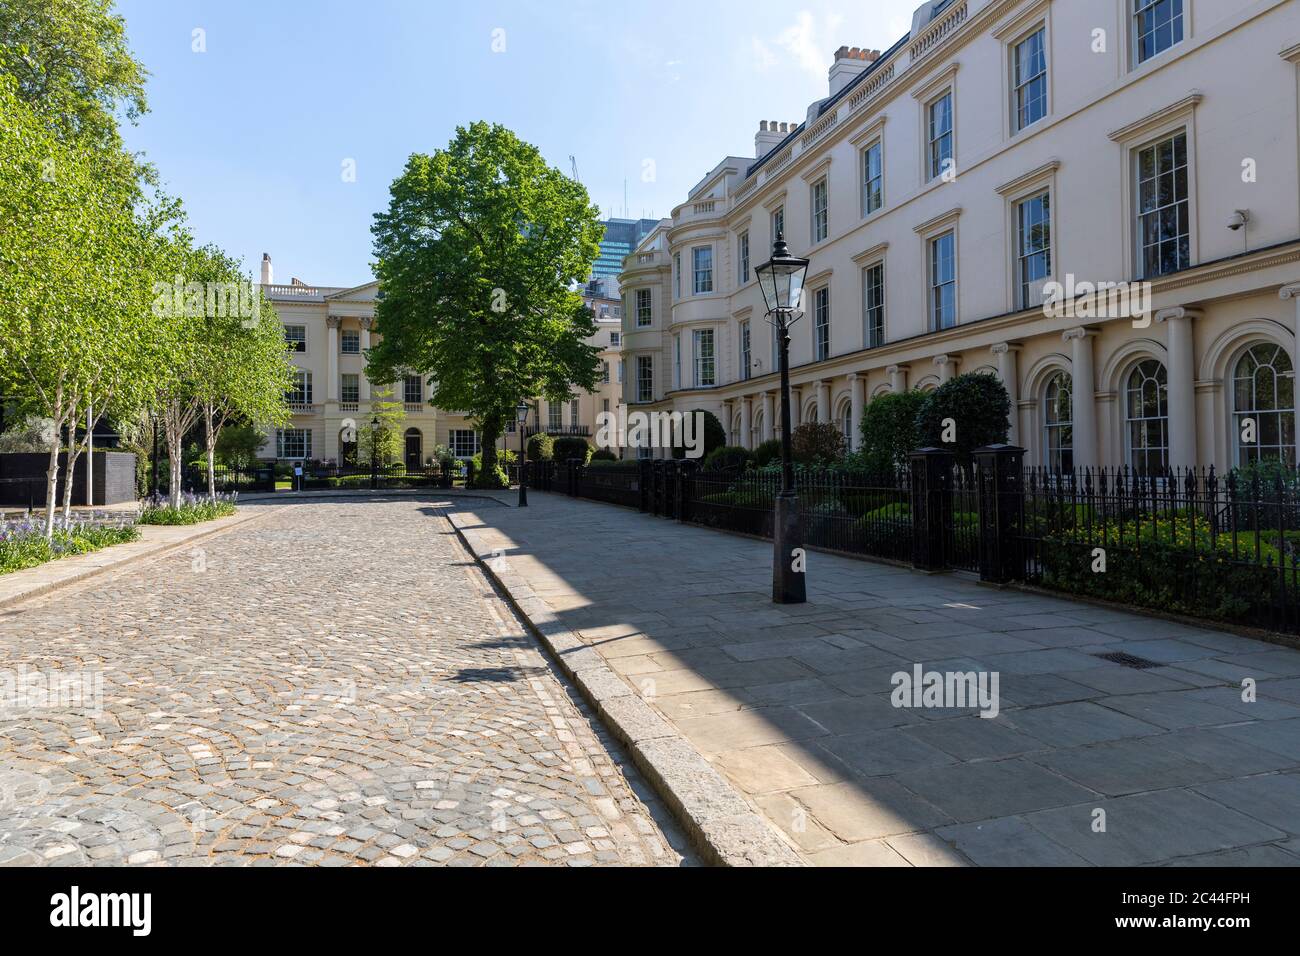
0 500 691 867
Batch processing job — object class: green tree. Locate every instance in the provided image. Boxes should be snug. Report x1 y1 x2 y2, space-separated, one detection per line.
791 421 846 465
369 122 603 489
915 372 1011 465
859 390 927 472
357 387 406 467
0 77 160 535
0 0 148 147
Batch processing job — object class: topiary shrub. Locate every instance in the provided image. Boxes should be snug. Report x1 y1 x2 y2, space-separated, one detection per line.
791 422 846 465
915 372 1011 465
672 409 726 461
553 436 593 464
527 432 554 462
860 390 927 471
590 448 618 462
752 438 783 468
702 445 755 472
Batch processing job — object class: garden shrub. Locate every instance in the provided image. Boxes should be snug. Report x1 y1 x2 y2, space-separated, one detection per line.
671 409 726 461
915 372 1011 464
752 438 783 468
702 445 755 472
590 448 618 462
859 390 926 471
527 433 555 461
553 436 593 464
138 493 237 526
0 519 139 575
791 422 845 465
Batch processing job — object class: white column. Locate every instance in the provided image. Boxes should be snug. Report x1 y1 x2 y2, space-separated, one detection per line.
991 343 1022 447
888 364 909 393
739 397 752 450
934 354 958 383
848 374 864 452
791 389 802 427
760 392 774 443
816 380 830 423
359 318 372 401
1283 284 1300 436
1156 307 1200 468
1063 327 1098 469
326 316 341 403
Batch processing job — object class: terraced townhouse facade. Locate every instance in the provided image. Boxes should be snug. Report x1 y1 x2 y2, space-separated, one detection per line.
620 0 1300 472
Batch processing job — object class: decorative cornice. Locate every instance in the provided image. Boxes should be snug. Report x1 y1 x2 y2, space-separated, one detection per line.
359 317 373 330
913 207 963 235
995 159 1061 197
761 190 788 212
991 0 1051 42
806 268 833 288
852 241 890 265
933 354 958 367
1062 326 1098 341
910 62 960 102
326 315 342 328
991 342 1023 355
848 113 887 148
800 156 832 184
1280 283 1300 301
1281 42 1300 64
1107 92 1203 143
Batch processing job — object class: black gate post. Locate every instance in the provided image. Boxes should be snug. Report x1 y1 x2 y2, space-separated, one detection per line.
676 460 696 523
973 444 1026 584
639 458 652 512
909 448 955 573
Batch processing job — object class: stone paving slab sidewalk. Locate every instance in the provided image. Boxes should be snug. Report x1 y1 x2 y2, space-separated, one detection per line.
448 493 1300 867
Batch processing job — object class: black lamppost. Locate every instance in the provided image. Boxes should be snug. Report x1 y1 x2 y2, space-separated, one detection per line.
516 401 530 507
369 415 380 491
755 233 810 604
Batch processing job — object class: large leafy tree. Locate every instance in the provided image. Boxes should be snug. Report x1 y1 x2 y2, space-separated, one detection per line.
915 372 1012 466
369 122 603 488
0 0 148 147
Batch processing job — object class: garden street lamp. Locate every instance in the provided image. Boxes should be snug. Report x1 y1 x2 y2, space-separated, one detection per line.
370 415 380 491
755 233 810 604
516 401 530 508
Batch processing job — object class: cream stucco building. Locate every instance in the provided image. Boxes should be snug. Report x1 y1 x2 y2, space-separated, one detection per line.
259 260 623 464
620 0 1300 472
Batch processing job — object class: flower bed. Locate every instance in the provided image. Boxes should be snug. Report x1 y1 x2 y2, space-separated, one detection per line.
0 518 140 575
138 492 238 526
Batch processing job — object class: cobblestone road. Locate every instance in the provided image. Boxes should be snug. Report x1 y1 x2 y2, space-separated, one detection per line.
0 499 689 867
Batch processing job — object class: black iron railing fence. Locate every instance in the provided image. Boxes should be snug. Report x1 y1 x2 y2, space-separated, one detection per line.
542 447 1300 635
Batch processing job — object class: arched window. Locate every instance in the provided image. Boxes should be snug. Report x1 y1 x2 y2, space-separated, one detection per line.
1126 359 1168 472
1043 371 1073 472
838 401 853 450
1233 343 1296 467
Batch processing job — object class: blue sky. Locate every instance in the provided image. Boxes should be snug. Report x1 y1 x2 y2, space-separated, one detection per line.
116 0 920 288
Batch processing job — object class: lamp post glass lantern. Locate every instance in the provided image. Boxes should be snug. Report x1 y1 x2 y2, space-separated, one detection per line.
516 401 529 507
755 233 810 604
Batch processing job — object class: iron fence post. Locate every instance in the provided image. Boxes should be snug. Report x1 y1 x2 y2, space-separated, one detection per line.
909 448 955 573
639 458 652 512
677 460 695 522
973 444 1026 584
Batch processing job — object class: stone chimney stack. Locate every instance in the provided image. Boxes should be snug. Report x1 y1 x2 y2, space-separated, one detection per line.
260 253 273 286
754 120 796 159
828 46 880 96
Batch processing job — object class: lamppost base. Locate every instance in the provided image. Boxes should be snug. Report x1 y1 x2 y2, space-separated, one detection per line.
772 492 807 604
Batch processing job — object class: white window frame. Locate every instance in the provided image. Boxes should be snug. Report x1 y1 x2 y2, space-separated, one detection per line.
340 328 360 354
1131 0 1186 68
771 205 785 242
1011 25 1048 133
635 288 652 327
812 287 830 363
1134 129 1191 280
926 90 954 182
738 231 750 285
811 178 828 244
1043 371 1074 472
862 260 885 349
1125 358 1169 472
403 375 423 405
450 429 480 459
740 320 752 381
277 428 312 460
694 328 715 388
637 355 654 403
861 140 884 216
1016 191 1052 310
284 324 307 353
340 373 360 404
928 232 957 331
692 246 713 295
288 369 313 406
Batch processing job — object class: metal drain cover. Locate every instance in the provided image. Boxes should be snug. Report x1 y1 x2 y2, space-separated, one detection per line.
1093 651 1162 670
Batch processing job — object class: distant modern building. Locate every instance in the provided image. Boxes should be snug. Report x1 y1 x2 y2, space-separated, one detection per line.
593 218 659 281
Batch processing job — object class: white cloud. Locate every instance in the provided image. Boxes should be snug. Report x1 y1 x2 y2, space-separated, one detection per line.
748 10 846 80
750 36 777 72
